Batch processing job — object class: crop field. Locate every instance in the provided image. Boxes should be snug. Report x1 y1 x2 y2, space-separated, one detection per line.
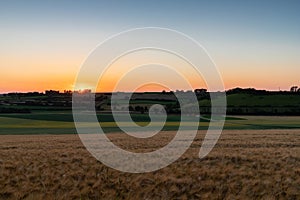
0 112 299 199
0 112 300 134
0 129 299 199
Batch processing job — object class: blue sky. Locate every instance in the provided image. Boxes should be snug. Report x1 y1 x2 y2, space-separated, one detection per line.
0 0 299 92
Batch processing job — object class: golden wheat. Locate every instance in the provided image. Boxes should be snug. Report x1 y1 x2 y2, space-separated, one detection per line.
0 130 299 199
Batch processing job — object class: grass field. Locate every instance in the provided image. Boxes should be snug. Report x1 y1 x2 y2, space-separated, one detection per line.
198 93 300 107
0 130 299 199
0 112 300 134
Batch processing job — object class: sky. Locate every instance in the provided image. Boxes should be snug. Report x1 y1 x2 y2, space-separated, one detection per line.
0 0 299 93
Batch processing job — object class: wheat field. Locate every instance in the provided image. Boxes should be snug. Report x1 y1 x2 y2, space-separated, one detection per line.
0 130 299 199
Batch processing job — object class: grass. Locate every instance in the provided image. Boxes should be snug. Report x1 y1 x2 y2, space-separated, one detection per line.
0 105 70 111
0 112 243 123
0 116 76 135
226 94 300 107
198 94 300 115
198 93 300 107
0 112 300 135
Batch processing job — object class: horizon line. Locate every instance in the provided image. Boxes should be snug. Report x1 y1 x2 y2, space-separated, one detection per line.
0 87 295 95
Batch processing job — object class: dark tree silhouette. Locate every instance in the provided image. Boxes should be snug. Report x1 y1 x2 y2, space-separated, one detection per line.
290 86 298 92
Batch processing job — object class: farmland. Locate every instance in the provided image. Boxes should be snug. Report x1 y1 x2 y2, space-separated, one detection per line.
0 90 300 199
1 89 300 116
1 112 300 135
0 130 299 199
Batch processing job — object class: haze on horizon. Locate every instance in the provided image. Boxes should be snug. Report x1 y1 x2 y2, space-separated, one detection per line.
1 0 299 93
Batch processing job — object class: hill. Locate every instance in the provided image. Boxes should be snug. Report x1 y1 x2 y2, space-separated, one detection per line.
1 88 300 115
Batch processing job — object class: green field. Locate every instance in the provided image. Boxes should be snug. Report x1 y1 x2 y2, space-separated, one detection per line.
226 94 300 106
0 111 300 135
199 93 300 115
1 92 300 134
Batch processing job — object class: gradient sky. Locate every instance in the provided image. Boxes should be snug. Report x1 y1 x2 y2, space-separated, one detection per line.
1 0 299 93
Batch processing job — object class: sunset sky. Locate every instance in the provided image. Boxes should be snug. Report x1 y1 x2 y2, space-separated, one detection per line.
1 0 299 93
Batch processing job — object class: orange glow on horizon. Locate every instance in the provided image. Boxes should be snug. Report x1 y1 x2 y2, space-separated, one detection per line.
0 72 295 93
0 80 294 93
1 49 297 93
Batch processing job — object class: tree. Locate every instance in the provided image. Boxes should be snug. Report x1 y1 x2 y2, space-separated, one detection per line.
194 88 207 95
290 86 298 92
129 106 134 111
144 106 148 113
134 105 144 114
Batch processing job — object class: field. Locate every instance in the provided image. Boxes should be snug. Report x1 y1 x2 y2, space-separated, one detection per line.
1 112 300 134
0 130 299 199
0 111 300 199
1 92 300 115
